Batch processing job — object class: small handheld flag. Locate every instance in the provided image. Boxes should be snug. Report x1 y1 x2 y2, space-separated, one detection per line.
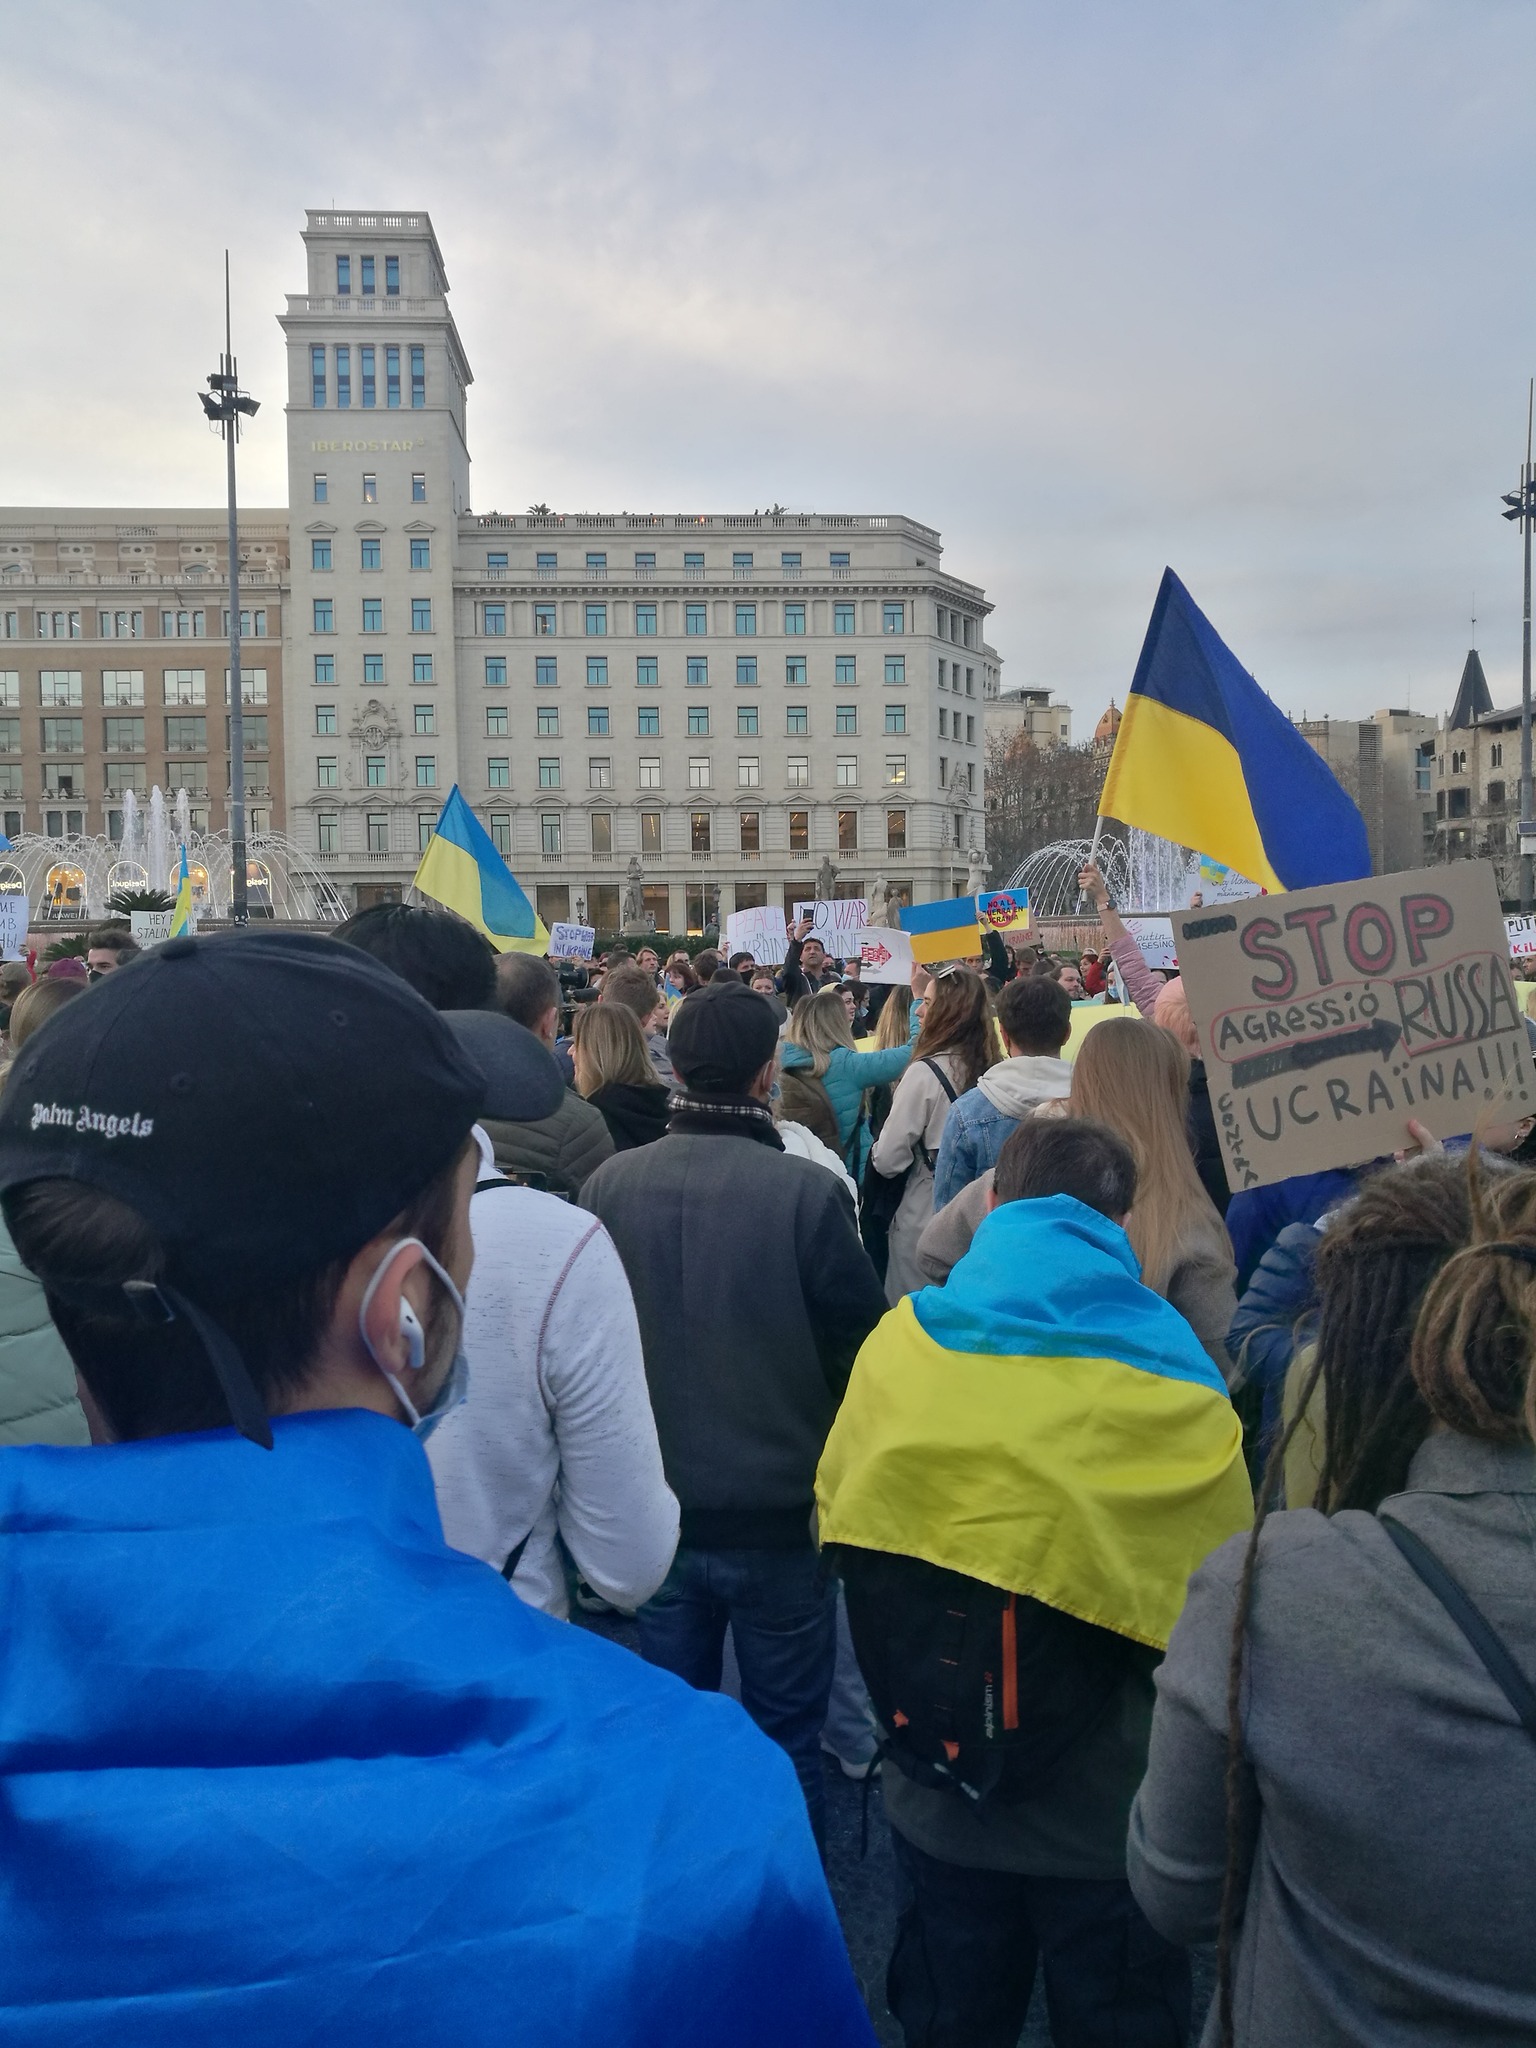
413 786 550 954
169 845 195 938
900 896 984 965
1098 570 1370 893
976 888 1029 936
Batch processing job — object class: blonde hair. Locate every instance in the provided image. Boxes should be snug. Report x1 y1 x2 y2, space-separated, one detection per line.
572 1002 662 1095
873 984 913 1050
785 988 855 1078
8 978 84 1051
1069 1017 1216 1294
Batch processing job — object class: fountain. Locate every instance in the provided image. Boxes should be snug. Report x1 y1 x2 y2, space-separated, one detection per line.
3 785 348 926
1002 827 1211 919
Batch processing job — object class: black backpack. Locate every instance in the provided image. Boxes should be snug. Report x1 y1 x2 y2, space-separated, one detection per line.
829 1544 1154 1808
858 1059 956 1281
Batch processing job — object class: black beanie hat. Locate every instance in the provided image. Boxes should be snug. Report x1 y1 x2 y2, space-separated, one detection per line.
667 979 780 1095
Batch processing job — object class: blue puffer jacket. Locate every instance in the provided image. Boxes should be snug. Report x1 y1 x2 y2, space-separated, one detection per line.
1226 1220 1323 1453
780 1011 920 1173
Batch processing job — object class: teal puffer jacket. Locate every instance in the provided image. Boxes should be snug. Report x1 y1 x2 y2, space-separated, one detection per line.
0 1217 87 1446
780 1010 920 1173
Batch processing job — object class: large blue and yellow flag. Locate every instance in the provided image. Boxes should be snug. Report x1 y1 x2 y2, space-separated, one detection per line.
1098 569 1370 893
899 895 983 965
817 1195 1251 1649
169 844 195 938
413 786 549 955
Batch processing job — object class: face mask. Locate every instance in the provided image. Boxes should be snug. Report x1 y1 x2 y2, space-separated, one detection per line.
357 1237 470 1442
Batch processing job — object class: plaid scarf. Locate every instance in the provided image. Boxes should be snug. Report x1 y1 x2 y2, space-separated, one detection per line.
665 1090 785 1150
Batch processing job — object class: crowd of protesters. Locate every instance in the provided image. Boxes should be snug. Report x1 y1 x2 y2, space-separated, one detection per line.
0 881 1533 2047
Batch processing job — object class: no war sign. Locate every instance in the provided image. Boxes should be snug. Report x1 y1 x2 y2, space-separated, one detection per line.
1174 861 1534 1191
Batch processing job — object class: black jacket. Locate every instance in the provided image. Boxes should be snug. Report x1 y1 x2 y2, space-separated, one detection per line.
777 937 837 1006
590 1081 671 1153
481 1090 614 1199
1186 1059 1229 1217
581 1129 887 1547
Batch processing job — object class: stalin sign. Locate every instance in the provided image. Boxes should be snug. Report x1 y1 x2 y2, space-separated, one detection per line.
1174 861 1534 1192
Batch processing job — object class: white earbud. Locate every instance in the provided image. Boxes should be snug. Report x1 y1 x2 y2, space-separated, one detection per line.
398 1297 425 1375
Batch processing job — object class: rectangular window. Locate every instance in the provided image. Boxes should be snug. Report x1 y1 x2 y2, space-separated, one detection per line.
586 656 609 688
411 345 426 407
834 601 855 634
586 552 607 574
313 599 334 633
164 669 206 706
638 707 660 736
738 705 759 736
98 610 145 639
317 812 339 854
939 708 949 738
489 811 512 856
416 756 437 788
362 473 377 503
787 756 810 787
838 810 859 854
967 762 977 793
386 255 400 295
739 810 761 853
830 551 850 570
685 603 707 634
360 345 376 408
537 706 560 736
635 603 657 635
785 655 807 685
538 758 561 788
541 814 562 857
885 655 906 685
225 713 267 751
787 705 809 735
789 810 809 852
485 705 508 736
781 552 801 574
410 538 431 570
536 551 557 573
591 811 613 854
691 811 712 854
367 812 389 854
488 758 511 788
311 346 327 407
836 655 857 685
640 811 662 854
362 599 384 632
688 757 711 788
783 603 805 635
636 655 658 688
102 670 145 707
732 552 753 573
412 471 426 502
336 255 351 295
535 655 557 686
585 604 607 636
411 599 432 632
419 814 436 854
40 610 84 639
0 676 16 708
679 657 706 691
387 347 402 409
836 756 858 786
486 552 507 572
588 705 610 736
736 656 758 687
312 474 328 504
363 653 384 684
885 703 907 733
735 604 756 636
688 706 710 735
835 704 857 734
737 756 760 788
311 538 332 571
966 715 976 744
887 810 907 852
164 714 206 751
886 754 908 785
965 667 975 695
315 704 338 735
483 604 506 635
335 346 351 409
220 609 267 640
103 717 144 752
635 551 656 571
414 704 436 736
938 755 948 787
639 757 663 789
414 653 435 683
589 757 613 790
360 255 375 295
883 602 904 633
365 755 387 787
317 756 339 787
684 551 705 572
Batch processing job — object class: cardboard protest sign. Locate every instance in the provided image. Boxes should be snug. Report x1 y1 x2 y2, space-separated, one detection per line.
1506 915 1536 959
976 888 1030 936
793 900 868 954
1122 916 1177 972
1174 862 1533 1192
0 897 29 961
549 922 595 961
851 927 915 984
129 908 175 949
725 904 788 966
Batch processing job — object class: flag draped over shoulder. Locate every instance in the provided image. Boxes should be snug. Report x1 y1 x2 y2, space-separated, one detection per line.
414 786 549 955
1098 569 1371 893
816 1196 1252 1650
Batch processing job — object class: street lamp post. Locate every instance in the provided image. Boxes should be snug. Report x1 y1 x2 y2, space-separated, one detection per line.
1502 379 1536 914
198 254 259 926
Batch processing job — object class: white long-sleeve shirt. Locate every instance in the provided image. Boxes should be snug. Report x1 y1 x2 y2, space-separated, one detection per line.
427 1130 679 1618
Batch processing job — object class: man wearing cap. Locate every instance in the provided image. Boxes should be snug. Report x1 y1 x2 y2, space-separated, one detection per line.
581 979 887 1848
0 932 875 2047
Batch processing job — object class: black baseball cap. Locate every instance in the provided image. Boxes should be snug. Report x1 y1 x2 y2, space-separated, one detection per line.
0 929 485 1295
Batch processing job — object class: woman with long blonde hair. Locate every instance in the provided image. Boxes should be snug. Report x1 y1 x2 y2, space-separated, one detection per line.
572 1003 669 1152
1070 1016 1236 1371
780 969 924 1172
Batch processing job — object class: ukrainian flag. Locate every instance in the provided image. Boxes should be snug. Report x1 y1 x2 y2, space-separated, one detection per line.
1098 569 1370 893
169 845 194 938
413 786 549 955
817 1195 1251 1649
900 895 983 966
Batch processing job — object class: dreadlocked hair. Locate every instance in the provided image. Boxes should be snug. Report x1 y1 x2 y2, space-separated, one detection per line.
1213 1151 1488 2047
1412 1158 1536 1445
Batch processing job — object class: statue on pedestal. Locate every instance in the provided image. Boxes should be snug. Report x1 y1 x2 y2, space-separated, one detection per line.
866 874 894 928
965 846 990 898
815 854 838 904
621 855 647 935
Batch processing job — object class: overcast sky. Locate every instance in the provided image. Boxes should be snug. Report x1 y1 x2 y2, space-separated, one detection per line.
2 0 1533 731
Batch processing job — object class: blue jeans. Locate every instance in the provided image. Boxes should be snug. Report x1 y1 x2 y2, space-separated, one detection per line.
888 1831 1191 2048
637 1545 837 1848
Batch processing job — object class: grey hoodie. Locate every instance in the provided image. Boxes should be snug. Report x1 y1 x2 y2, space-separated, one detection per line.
975 1055 1073 1118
